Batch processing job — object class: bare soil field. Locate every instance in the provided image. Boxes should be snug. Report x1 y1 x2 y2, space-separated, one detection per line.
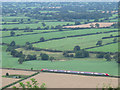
63 22 116 28
11 72 119 88
1 69 36 88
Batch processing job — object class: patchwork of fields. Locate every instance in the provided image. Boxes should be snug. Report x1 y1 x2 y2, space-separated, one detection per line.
2 28 118 45
1 2 119 89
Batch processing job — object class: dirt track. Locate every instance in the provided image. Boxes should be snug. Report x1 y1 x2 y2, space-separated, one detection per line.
10 72 119 88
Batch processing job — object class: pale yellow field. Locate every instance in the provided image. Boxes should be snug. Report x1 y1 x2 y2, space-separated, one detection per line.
1 69 36 88
63 22 116 28
10 72 119 88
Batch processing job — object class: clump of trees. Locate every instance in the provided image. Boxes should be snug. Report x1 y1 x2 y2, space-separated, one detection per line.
96 40 102 46
63 46 89 58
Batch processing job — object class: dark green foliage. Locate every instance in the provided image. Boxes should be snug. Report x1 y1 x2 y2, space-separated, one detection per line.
10 41 16 46
40 37 45 42
25 44 34 50
26 55 37 61
42 22 46 27
95 23 100 28
96 52 104 58
11 49 24 57
69 54 74 57
40 53 49 60
6 73 9 76
74 45 80 52
10 31 15 36
63 51 69 57
104 53 112 61
113 37 117 43
75 49 89 58
18 57 25 64
96 40 102 46
49 56 55 62
6 46 14 52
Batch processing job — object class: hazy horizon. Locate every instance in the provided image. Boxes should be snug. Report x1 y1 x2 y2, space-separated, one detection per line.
0 0 119 2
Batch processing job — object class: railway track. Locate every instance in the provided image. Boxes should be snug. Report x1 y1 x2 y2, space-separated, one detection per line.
1 68 120 78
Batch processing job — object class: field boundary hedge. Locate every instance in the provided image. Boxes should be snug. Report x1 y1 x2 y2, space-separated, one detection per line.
1 70 40 90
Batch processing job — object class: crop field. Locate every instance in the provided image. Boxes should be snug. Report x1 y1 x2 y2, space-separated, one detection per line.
33 32 118 51
2 28 118 45
1 69 36 88
11 72 118 88
88 43 119 52
2 21 74 29
63 22 116 28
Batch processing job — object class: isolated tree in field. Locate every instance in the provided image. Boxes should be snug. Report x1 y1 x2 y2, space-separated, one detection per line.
18 57 24 64
63 51 69 57
90 23 94 28
42 22 46 27
49 56 54 62
10 41 16 46
40 53 49 60
40 37 45 42
113 37 117 43
96 40 102 46
28 19 31 21
10 31 15 36
6 73 9 76
74 46 80 52
104 53 111 61
95 23 100 28
25 42 30 45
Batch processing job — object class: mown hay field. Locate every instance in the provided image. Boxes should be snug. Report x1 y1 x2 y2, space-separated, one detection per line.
10 72 118 88
63 22 116 28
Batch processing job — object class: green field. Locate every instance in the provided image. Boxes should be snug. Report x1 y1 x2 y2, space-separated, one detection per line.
1 30 56 37
2 45 118 76
88 43 119 52
2 28 118 45
2 21 74 29
33 32 118 51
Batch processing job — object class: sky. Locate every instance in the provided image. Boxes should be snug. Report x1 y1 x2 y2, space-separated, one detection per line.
0 0 119 2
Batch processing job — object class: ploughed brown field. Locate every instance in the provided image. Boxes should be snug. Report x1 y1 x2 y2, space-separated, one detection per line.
1 69 36 88
10 72 119 88
63 22 116 28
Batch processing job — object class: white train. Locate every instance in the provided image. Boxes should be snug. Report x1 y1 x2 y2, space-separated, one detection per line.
41 69 109 76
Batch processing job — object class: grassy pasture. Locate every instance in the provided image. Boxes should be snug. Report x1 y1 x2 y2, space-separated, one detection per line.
2 28 118 45
33 32 118 51
88 43 119 52
8 59 118 76
2 16 30 22
2 45 118 76
2 21 74 29
1 30 56 37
